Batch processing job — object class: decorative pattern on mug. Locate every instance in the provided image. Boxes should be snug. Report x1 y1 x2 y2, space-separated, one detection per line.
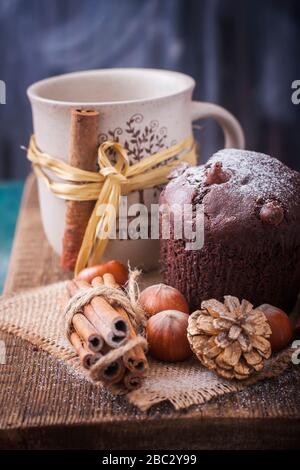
98 113 168 163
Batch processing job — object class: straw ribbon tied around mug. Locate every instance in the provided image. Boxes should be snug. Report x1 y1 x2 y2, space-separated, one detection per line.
26 135 197 274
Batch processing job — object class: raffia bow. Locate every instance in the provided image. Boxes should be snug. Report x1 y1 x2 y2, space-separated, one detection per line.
27 135 197 274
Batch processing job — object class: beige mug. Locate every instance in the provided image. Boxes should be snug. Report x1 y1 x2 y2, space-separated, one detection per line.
28 68 244 269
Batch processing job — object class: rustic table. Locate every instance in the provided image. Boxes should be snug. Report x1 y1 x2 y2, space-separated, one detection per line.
0 174 300 450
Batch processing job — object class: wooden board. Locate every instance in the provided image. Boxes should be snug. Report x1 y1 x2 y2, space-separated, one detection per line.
0 174 300 450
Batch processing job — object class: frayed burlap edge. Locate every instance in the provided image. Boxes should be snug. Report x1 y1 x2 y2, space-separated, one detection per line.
127 348 294 411
0 281 295 411
0 282 84 371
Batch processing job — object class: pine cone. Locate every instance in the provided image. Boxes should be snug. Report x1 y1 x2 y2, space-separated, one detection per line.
187 296 272 380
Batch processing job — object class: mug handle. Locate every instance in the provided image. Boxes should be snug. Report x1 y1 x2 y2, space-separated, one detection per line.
190 101 245 149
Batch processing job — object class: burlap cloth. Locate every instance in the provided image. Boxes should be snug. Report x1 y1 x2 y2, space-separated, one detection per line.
0 280 295 411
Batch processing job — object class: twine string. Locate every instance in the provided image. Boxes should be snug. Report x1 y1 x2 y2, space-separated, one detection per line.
65 278 146 339
89 336 147 381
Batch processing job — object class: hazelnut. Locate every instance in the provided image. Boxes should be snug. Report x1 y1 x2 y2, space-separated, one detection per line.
259 201 284 226
139 283 189 317
76 260 128 286
146 310 192 362
259 304 293 351
205 162 231 185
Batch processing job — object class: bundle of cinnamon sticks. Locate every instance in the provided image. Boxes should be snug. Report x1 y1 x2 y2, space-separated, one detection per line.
66 273 148 391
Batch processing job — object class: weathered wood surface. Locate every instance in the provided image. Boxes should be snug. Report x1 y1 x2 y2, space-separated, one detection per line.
0 174 300 449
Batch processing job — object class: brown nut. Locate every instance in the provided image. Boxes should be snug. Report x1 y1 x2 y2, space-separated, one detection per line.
259 304 293 351
139 283 189 317
205 162 231 185
259 201 284 226
146 310 192 362
76 260 128 286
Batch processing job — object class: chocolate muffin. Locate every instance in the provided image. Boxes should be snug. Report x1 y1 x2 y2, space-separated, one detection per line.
160 149 300 312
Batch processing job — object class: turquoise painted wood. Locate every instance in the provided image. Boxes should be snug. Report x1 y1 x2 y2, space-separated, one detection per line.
0 182 23 292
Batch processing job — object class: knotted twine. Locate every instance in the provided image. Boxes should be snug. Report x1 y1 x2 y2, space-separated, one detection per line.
64 270 148 380
26 135 197 275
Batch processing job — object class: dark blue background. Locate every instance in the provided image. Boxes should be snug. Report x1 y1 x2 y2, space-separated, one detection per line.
0 0 299 179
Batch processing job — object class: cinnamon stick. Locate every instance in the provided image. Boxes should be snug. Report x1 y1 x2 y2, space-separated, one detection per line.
61 109 99 271
67 280 106 352
90 339 125 384
71 279 129 347
91 358 125 385
100 273 148 373
70 331 102 369
123 370 143 391
72 313 103 352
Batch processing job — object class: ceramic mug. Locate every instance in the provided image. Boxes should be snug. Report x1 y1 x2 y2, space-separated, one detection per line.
27 68 244 269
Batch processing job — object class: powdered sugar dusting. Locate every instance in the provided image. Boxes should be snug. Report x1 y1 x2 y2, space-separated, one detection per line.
182 148 300 210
